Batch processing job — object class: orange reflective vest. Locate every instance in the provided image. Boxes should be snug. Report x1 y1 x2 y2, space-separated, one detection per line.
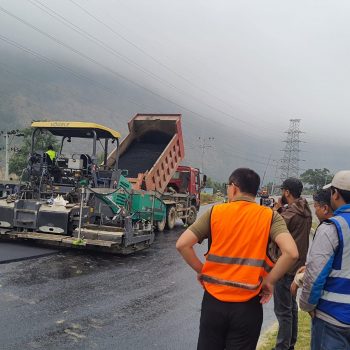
201 201 274 302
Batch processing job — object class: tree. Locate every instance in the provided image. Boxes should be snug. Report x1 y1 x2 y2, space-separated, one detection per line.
205 176 226 194
9 126 59 176
300 168 333 191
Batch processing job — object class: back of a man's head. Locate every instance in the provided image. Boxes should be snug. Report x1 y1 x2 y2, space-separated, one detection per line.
229 168 260 196
335 188 350 204
313 188 332 207
281 178 303 198
325 170 350 205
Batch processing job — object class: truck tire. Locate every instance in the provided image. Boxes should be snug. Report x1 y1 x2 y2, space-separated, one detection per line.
155 218 166 232
166 206 176 230
182 205 197 226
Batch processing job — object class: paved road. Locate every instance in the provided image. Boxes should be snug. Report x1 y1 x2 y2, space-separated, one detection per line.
0 243 57 264
0 204 276 350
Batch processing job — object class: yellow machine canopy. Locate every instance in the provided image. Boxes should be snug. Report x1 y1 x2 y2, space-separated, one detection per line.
31 121 121 139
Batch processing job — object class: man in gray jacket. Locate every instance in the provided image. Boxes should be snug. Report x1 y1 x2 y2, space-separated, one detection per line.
300 171 350 349
273 178 312 350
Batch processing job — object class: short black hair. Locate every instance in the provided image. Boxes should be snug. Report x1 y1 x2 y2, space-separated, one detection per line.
331 186 350 204
228 168 260 196
313 188 331 206
281 178 303 198
48 145 53 150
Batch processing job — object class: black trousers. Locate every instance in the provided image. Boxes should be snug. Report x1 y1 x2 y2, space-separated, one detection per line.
197 291 263 350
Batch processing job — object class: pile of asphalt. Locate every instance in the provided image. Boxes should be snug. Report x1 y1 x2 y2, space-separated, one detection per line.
119 130 173 178
119 141 167 178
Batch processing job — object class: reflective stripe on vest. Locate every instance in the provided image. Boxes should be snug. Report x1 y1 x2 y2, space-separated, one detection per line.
202 201 273 302
201 274 263 290
206 254 273 273
318 211 350 324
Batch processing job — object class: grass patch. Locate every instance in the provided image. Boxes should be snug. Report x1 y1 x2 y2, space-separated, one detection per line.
258 310 311 350
200 193 224 205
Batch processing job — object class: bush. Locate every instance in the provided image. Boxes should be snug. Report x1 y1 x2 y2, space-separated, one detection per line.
201 193 224 205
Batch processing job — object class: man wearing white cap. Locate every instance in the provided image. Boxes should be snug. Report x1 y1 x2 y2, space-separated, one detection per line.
300 170 350 349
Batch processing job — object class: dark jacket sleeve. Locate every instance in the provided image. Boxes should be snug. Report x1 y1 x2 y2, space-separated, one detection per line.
280 201 312 274
300 223 338 311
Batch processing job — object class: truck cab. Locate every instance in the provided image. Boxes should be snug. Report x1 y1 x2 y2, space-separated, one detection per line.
167 166 202 211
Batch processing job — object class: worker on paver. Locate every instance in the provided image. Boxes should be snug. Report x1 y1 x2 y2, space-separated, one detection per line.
272 178 312 350
290 188 333 296
176 168 298 350
45 145 56 163
300 171 350 349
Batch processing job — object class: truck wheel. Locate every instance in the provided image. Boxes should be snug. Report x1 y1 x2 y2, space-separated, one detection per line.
156 218 166 232
166 206 176 230
182 205 197 226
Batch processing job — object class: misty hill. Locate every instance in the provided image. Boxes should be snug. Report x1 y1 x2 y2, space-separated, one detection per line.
0 51 294 182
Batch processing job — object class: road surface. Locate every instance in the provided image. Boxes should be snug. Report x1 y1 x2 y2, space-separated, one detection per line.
0 203 276 350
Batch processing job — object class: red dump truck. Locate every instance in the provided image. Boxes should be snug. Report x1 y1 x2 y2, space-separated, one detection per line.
107 114 206 230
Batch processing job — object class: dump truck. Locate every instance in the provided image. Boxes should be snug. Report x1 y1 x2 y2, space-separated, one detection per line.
160 165 203 230
107 114 206 231
0 121 166 254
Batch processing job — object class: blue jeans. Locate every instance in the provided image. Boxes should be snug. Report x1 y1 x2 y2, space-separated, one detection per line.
273 275 298 350
311 317 350 350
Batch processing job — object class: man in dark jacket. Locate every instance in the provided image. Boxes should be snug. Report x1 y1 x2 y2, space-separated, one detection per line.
273 178 312 350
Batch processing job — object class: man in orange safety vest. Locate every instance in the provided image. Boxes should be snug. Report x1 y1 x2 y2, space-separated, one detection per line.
176 168 299 350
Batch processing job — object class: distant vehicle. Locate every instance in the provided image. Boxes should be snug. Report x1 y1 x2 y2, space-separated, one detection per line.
259 188 269 198
256 187 274 207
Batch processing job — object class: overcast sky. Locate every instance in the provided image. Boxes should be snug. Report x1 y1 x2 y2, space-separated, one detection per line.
0 0 349 177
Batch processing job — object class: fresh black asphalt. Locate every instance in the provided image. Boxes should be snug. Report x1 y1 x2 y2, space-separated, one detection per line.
0 243 57 264
0 204 276 350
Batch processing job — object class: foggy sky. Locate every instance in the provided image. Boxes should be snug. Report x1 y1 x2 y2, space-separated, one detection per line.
0 0 350 180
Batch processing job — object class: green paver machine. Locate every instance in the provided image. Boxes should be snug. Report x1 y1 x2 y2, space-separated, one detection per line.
0 121 165 254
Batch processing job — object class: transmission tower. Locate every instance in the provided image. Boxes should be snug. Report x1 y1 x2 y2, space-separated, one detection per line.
279 119 304 183
198 137 214 172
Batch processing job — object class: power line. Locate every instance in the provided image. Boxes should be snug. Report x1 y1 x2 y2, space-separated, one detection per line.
0 33 274 148
0 5 286 162
0 61 124 119
182 117 280 164
0 5 170 109
0 34 152 112
22 0 277 135
0 46 282 171
0 32 280 161
221 150 276 168
69 0 280 133
27 0 183 90
0 67 277 170
0 4 223 130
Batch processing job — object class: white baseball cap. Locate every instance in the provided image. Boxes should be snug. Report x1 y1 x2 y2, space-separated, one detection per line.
323 170 350 191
